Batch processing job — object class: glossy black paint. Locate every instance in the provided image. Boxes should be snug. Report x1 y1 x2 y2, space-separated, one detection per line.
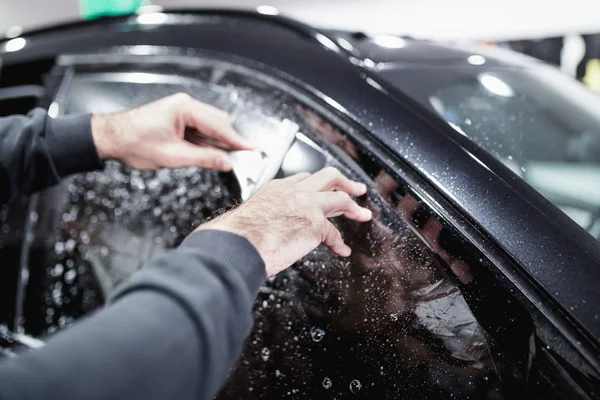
0 8 599 393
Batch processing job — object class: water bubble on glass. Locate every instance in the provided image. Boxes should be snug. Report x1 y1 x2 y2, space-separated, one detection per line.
322 377 332 389
260 347 270 361
176 186 187 196
79 231 90 244
275 369 281 378
52 263 64 277
52 288 62 305
349 379 362 394
54 242 65 255
310 326 326 342
65 239 76 252
64 269 77 284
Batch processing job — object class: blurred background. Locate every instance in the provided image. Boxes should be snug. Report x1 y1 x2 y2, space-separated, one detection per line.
1 0 600 90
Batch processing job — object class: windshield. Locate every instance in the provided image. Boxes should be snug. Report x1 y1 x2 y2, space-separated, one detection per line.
392 65 600 241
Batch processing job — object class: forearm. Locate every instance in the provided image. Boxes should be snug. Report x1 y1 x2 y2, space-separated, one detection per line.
0 230 266 400
0 108 102 203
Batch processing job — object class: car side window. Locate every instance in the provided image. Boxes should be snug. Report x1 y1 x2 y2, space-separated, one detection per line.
215 105 535 400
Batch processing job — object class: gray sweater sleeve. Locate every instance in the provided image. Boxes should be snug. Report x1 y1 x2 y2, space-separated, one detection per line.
0 108 102 203
0 229 266 400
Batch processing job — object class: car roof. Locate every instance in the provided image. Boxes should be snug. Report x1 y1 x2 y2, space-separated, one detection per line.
325 31 545 68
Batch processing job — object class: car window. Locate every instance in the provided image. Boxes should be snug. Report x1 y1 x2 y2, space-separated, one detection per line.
21 59 532 398
395 65 600 240
216 106 537 400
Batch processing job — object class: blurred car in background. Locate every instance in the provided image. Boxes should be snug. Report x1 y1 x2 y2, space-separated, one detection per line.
0 9 599 399
338 33 600 240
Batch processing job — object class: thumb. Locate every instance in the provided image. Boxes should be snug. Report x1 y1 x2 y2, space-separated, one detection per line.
161 141 232 171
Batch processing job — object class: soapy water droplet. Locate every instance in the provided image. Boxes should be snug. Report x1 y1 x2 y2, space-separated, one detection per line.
349 379 362 394
310 326 325 342
275 369 281 378
260 347 270 361
64 269 77 284
54 242 65 255
51 264 64 277
322 377 332 389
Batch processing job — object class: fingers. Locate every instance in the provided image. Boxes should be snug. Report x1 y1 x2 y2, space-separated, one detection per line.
178 94 254 151
322 220 351 257
160 141 232 171
297 167 367 196
314 192 372 221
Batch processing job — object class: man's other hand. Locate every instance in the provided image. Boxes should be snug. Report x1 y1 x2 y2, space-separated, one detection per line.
197 167 373 277
91 93 253 171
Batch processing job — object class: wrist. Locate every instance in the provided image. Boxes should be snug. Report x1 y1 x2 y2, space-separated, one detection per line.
91 113 120 161
196 215 269 269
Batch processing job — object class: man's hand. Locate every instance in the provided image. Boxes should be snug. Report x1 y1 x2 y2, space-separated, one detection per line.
197 167 373 277
91 93 253 171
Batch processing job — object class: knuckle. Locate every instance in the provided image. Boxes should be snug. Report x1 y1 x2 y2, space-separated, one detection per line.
323 166 339 177
337 191 352 205
309 210 326 232
200 156 219 169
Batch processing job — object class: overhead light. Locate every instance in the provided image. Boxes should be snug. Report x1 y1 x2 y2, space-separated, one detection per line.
373 35 406 49
48 102 60 118
136 5 164 14
315 33 340 53
322 94 346 113
136 12 168 25
127 72 161 84
336 37 355 52
365 77 385 92
129 45 157 55
478 74 514 97
5 26 23 39
363 58 377 69
467 55 486 65
448 122 467 136
256 5 279 15
4 37 26 52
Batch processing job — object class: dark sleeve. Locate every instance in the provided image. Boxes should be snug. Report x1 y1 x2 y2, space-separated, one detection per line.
0 230 266 400
0 108 103 203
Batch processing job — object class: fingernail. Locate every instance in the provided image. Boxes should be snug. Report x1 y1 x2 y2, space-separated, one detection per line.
356 182 367 192
363 208 373 219
216 157 232 171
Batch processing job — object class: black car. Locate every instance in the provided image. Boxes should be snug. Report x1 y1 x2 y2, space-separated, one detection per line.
0 9 599 400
